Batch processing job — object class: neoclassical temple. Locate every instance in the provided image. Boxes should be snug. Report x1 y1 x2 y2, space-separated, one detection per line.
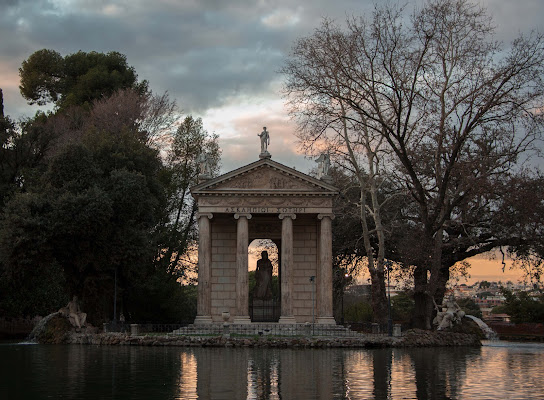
191 149 338 325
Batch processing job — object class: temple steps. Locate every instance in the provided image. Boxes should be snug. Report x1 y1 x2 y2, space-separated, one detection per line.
171 322 363 337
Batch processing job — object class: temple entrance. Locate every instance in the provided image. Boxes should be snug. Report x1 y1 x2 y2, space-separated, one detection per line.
248 239 280 322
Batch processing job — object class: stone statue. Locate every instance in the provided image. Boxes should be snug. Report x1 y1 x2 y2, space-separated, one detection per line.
196 152 212 178
254 251 273 299
315 152 331 179
433 295 465 331
59 296 87 329
258 127 271 158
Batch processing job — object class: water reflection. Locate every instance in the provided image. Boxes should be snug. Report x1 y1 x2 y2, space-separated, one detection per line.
247 350 279 399
2 341 544 399
176 346 480 399
178 352 197 399
410 347 480 399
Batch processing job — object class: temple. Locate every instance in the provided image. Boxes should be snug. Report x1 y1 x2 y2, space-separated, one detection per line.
191 156 338 325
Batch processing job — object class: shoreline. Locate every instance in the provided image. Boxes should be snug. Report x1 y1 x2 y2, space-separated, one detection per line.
59 329 481 348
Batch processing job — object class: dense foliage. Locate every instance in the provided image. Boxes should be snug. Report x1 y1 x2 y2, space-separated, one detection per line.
0 50 215 324
19 49 146 111
492 289 544 324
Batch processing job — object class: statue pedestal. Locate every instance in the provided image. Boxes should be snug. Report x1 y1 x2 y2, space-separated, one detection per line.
198 173 211 183
259 151 271 159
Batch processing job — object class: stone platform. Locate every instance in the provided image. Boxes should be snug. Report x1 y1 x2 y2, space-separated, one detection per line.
172 323 362 338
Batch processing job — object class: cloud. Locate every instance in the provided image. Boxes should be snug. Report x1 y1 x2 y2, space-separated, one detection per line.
482 0 543 41
201 95 314 173
261 7 302 29
0 0 542 172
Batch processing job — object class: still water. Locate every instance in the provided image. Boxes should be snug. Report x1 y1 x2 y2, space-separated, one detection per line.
1 341 543 399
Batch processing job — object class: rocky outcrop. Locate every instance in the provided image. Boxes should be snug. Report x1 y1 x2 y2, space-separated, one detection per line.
29 313 98 344
398 329 481 347
29 314 71 344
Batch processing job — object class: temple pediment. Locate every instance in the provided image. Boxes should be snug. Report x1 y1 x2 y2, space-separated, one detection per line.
192 158 338 196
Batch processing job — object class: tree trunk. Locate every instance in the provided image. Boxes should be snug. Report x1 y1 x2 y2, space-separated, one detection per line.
413 228 449 330
370 268 388 325
434 266 450 306
412 265 432 329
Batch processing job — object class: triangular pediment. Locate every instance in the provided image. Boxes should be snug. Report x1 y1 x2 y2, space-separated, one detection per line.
192 158 338 196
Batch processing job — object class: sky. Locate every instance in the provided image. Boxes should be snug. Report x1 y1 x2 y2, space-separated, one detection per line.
1 0 542 283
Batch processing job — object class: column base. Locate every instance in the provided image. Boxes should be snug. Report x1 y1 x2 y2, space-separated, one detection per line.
193 315 213 324
278 316 297 324
232 316 252 324
317 316 337 325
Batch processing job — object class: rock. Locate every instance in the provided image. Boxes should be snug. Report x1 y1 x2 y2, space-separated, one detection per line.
32 314 72 344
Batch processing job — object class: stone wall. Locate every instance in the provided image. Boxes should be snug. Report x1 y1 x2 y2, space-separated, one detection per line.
210 219 237 321
292 217 318 323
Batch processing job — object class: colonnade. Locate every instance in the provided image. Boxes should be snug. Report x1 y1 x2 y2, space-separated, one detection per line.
194 212 336 324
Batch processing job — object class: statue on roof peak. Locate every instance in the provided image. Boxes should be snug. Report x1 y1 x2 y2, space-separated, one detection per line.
258 127 271 159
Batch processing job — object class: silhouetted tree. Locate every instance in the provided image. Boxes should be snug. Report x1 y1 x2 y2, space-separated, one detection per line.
283 0 544 328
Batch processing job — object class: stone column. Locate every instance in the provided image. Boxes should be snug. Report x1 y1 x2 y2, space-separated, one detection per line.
194 213 213 324
317 213 336 324
278 213 296 324
233 213 252 324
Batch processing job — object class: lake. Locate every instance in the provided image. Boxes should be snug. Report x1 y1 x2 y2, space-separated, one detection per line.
1 341 543 399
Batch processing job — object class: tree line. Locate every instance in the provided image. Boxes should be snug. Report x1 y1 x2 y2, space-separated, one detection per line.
1 0 542 330
0 50 219 324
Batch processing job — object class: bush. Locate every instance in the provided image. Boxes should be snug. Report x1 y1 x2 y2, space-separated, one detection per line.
391 292 415 323
126 270 197 323
344 301 373 323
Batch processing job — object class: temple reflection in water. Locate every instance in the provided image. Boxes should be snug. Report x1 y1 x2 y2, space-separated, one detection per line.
3 343 544 399
174 346 490 399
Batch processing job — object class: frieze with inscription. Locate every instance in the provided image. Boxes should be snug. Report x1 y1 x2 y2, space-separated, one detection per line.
224 206 306 214
199 196 332 208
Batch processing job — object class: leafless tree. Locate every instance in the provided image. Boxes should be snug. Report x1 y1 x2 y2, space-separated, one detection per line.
88 88 178 144
156 116 221 277
283 0 544 328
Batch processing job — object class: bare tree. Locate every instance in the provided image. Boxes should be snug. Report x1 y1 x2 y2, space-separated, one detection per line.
156 116 221 278
283 0 544 328
294 81 394 322
88 88 177 144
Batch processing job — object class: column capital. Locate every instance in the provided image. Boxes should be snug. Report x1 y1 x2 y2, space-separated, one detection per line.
279 213 297 220
197 212 213 220
317 213 335 221
234 213 252 220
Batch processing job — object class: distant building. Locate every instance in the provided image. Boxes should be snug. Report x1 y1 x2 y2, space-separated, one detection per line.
345 284 371 298
486 313 511 323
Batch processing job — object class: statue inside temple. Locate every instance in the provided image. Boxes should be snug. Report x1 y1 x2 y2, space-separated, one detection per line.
254 251 273 299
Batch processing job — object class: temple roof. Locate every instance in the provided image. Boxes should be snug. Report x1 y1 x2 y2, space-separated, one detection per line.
191 158 338 197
